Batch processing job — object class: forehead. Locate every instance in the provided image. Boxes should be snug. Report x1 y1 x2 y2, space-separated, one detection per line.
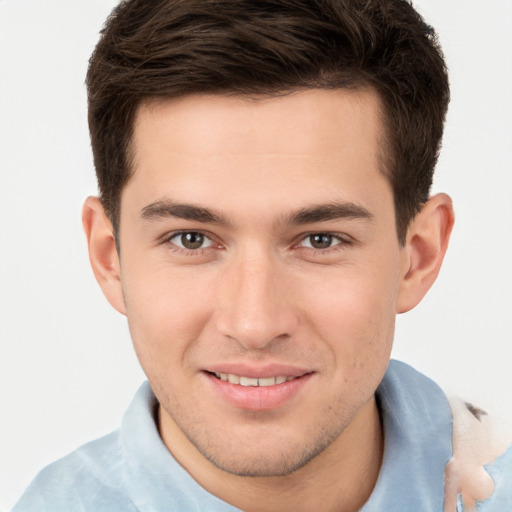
125 89 391 221
133 88 384 158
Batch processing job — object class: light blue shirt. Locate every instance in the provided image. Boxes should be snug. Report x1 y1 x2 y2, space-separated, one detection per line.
13 361 512 511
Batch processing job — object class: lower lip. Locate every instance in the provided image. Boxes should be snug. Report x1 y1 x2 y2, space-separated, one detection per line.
204 372 313 411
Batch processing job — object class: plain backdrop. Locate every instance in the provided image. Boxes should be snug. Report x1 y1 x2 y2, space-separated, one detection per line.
0 0 511 509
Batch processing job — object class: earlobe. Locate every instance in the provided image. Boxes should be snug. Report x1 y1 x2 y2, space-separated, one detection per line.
397 193 454 314
82 196 126 315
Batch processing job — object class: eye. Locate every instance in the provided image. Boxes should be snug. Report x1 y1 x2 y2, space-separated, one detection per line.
169 231 213 250
299 233 344 250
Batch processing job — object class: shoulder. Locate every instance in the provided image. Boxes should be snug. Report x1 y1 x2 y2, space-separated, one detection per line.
12 430 137 512
11 382 239 512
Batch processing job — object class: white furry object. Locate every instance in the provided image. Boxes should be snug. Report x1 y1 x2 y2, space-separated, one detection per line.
444 397 512 512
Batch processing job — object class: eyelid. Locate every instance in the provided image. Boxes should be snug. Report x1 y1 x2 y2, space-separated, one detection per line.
159 229 353 253
161 229 219 250
294 231 354 250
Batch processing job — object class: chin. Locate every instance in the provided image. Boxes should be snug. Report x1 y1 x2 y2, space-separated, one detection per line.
193 427 341 478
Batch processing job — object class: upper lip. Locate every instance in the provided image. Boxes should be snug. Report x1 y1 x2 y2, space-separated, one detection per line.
204 364 313 379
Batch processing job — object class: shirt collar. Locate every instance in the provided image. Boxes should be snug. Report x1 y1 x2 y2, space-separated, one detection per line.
361 360 453 512
120 383 240 511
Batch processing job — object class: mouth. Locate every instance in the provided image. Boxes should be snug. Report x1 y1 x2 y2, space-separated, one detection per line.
204 368 313 410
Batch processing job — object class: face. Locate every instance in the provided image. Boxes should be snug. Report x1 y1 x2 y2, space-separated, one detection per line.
116 89 407 476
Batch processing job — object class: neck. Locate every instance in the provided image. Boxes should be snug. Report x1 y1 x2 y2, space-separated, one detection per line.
160 397 383 512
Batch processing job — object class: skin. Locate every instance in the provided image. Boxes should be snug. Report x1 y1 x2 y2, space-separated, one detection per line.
83 89 454 511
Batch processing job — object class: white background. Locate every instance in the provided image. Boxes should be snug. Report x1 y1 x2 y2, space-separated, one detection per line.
0 0 511 509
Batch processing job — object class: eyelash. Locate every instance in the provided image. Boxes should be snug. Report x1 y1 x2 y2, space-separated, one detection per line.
161 230 353 255
293 232 353 254
162 230 218 255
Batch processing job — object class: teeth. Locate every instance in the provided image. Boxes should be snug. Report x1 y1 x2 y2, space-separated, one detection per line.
227 373 240 384
258 377 277 387
240 376 259 387
214 372 296 387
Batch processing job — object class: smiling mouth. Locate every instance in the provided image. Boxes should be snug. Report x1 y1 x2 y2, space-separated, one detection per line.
212 372 299 387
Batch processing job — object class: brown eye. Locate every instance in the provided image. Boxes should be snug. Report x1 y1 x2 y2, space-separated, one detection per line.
299 233 344 250
309 234 334 249
181 232 204 249
311 234 332 249
170 232 212 250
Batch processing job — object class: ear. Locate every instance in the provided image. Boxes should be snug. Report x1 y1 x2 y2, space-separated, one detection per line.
82 196 126 315
397 193 454 314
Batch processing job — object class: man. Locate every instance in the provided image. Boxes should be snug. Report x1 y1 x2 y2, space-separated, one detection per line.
12 0 512 511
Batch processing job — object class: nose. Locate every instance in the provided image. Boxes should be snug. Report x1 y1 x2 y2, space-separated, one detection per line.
215 250 298 350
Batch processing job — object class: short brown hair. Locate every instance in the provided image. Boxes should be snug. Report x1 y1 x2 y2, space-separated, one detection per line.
86 0 449 244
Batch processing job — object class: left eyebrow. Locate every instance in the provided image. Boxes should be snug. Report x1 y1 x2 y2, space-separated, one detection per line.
285 202 374 225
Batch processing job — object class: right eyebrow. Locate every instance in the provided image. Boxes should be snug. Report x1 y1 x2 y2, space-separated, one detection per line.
140 200 231 226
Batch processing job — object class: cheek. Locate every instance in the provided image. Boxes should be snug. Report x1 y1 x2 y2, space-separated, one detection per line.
121 264 216 371
300 261 399 362
307 272 397 406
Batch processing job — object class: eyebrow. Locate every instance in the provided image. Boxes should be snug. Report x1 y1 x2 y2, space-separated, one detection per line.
140 199 373 227
286 202 374 225
140 200 230 226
